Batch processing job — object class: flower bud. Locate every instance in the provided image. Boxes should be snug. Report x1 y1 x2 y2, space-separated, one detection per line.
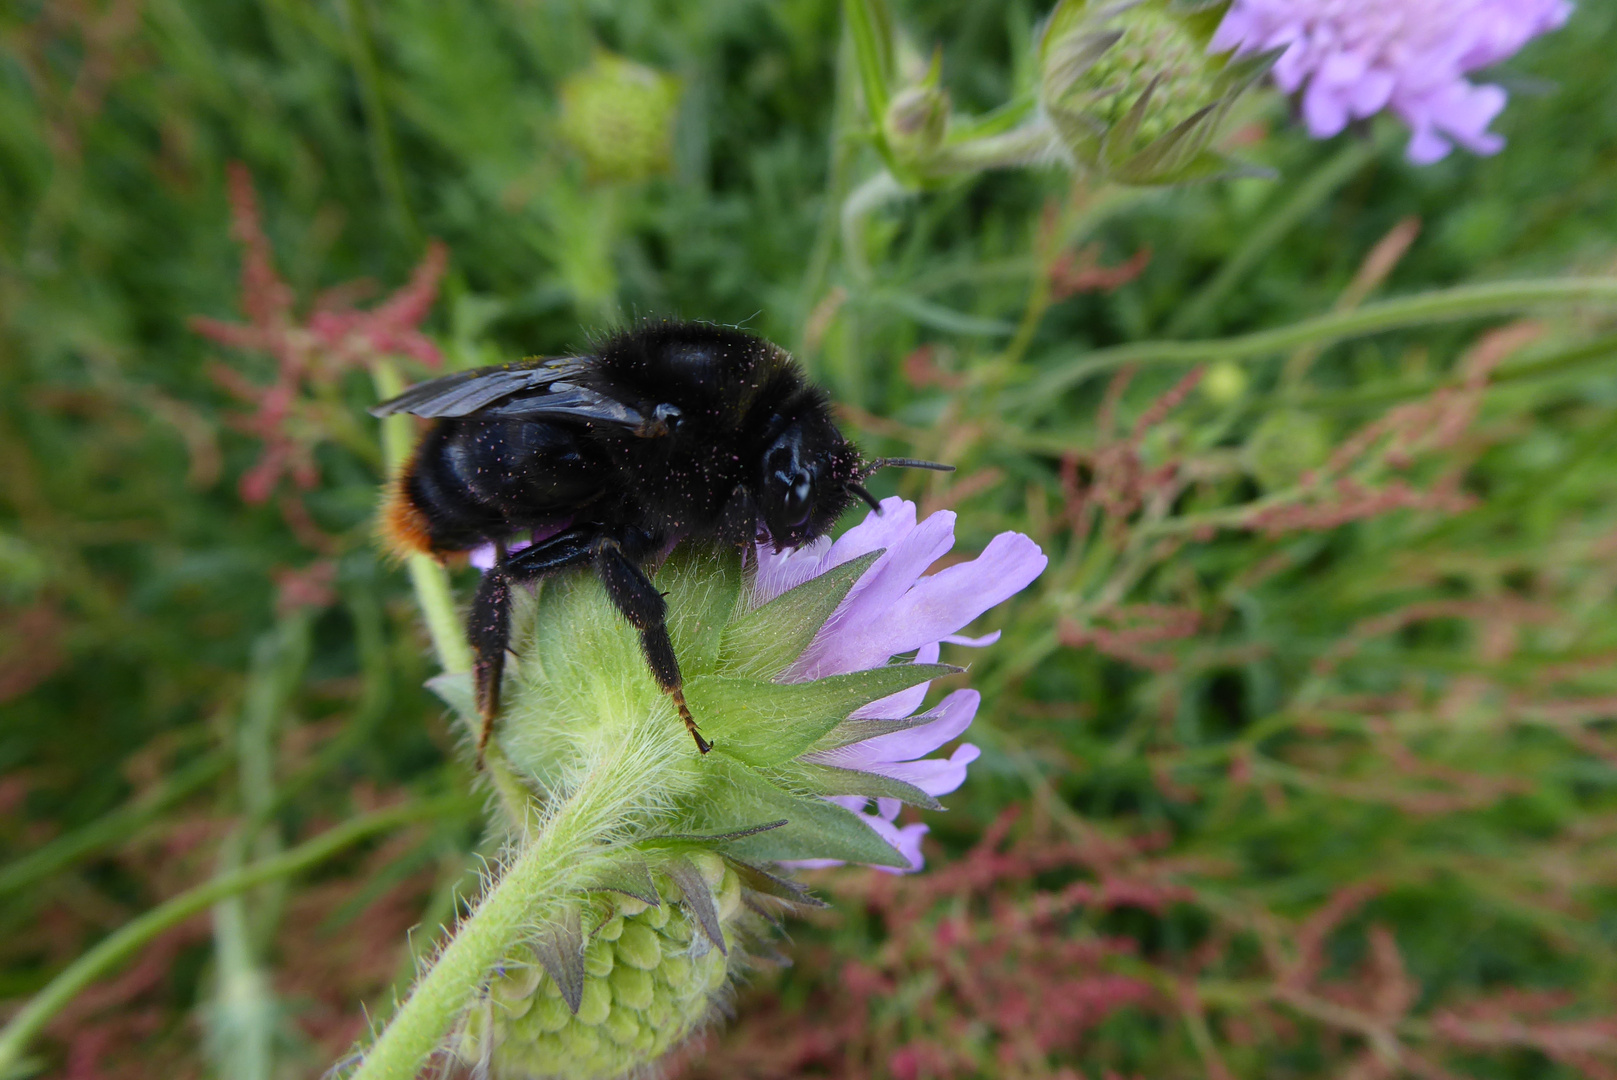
1037 0 1270 185
558 53 680 183
883 72 952 166
1244 409 1331 491
458 863 757 1079
1200 359 1248 405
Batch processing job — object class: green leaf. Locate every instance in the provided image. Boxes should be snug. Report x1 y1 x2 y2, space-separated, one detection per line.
678 760 910 868
1039 0 1098 65
718 549 882 679
642 820 789 846
662 856 726 954
425 671 476 723
811 711 945 752
844 0 895 127
654 544 743 678
685 663 957 767
580 854 661 907
791 763 944 811
723 857 827 908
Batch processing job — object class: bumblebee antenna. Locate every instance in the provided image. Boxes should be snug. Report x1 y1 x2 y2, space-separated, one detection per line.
863 457 955 478
848 481 883 512
851 458 952 515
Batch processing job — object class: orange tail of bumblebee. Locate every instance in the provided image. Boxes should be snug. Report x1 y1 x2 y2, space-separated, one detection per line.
379 476 437 561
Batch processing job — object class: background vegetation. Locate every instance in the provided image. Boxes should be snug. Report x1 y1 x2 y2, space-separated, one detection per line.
3 1 1617 1077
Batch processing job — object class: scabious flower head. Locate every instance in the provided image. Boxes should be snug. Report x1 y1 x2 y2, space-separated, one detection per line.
1212 0 1573 164
1037 0 1273 185
558 52 681 182
444 500 1045 1077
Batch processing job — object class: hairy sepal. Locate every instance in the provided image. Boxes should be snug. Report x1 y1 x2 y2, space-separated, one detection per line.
685 663 957 766
719 549 883 678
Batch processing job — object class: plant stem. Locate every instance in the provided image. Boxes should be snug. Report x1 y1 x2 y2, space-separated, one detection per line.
0 798 467 1077
1011 276 1617 411
339 0 419 244
841 170 910 284
346 748 670 1080
0 750 228 897
1165 135 1383 338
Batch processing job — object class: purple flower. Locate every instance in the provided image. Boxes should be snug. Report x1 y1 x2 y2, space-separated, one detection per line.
753 499 1048 870
1213 0 1573 164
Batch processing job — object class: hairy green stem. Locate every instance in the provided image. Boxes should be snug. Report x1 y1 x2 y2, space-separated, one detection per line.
0 798 466 1077
840 170 910 284
347 747 672 1080
936 120 1059 173
1011 276 1617 411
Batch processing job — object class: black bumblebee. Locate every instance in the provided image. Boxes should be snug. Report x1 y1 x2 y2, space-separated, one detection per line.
372 321 948 759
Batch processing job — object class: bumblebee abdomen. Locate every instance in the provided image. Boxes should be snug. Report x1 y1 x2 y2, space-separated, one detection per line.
383 418 607 557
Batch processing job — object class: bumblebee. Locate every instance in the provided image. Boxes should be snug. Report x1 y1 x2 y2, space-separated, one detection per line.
372 321 947 758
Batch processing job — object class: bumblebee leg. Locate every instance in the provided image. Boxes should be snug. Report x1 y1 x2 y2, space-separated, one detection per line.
468 528 600 764
591 536 712 754
468 560 511 763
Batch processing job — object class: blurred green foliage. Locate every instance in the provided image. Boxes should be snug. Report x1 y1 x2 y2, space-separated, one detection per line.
3 0 1617 1077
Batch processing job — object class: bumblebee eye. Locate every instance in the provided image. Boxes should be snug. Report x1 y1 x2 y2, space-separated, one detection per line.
783 471 813 528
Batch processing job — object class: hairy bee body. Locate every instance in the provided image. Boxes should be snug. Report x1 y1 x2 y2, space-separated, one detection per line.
383 323 856 558
373 321 942 759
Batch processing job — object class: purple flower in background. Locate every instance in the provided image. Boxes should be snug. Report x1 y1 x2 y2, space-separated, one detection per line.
1213 0 1573 164
753 499 1048 870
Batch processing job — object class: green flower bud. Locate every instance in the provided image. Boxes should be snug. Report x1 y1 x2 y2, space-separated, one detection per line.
1037 0 1272 185
883 79 951 164
558 52 680 183
1200 359 1248 404
1244 409 1333 491
459 865 758 1079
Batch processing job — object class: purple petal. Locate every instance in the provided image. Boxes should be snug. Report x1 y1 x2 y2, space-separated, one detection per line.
1349 69 1395 118
825 497 920 568
782 808 930 873
868 743 982 798
796 532 1047 678
942 630 1001 647
749 497 920 606
1214 0 1569 165
1302 83 1351 138
849 642 941 720
1404 126 1453 165
751 536 833 605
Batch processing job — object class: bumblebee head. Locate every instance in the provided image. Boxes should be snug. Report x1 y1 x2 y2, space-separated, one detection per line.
757 416 952 549
757 413 863 549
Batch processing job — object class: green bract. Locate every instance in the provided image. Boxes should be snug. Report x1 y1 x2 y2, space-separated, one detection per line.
1037 0 1274 184
431 545 957 1078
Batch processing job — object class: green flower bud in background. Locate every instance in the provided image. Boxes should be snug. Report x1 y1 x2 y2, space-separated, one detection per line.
1244 408 1332 491
882 54 952 171
1200 359 1248 405
558 53 680 183
1037 0 1273 185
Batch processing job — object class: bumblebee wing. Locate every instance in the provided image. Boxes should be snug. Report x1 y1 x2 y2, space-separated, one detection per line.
368 356 644 430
